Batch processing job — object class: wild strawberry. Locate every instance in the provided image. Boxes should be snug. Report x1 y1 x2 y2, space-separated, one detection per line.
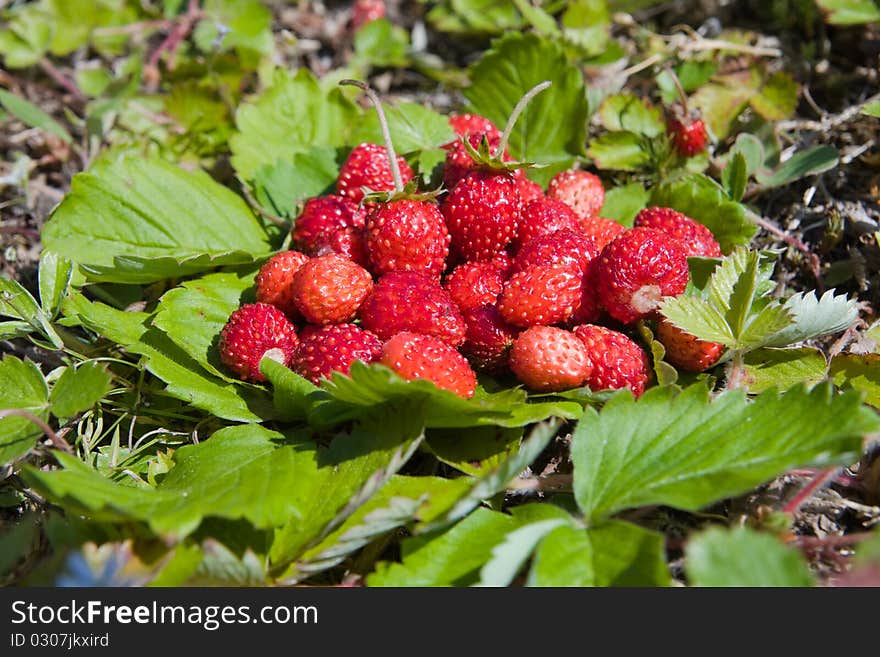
489 251 514 276
441 81 554 261
336 142 414 204
380 332 477 398
498 264 583 328
667 113 708 157
352 0 386 30
569 264 604 326
444 260 506 312
364 199 449 277
547 169 605 220
516 197 582 249
448 113 501 141
511 228 599 276
291 253 373 325
219 303 298 383
572 324 651 397
509 326 591 392
291 323 383 384
313 226 370 268
513 171 544 204
593 227 689 324
442 169 521 261
578 215 626 251
359 271 466 346
443 131 507 190
254 251 310 319
460 304 519 374
633 206 721 258
293 195 366 255
655 318 723 373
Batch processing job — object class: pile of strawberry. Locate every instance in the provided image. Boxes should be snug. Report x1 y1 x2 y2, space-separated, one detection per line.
219 82 721 399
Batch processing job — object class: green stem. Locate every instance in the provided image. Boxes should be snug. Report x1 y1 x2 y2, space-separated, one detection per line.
495 80 552 159
340 79 404 193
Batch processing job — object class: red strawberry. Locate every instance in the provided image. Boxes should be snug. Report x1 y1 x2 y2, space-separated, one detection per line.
254 251 310 319
516 197 582 249
336 142 414 204
577 215 626 251
443 131 507 190
655 318 723 372
442 169 521 262
593 227 689 324
509 326 591 392
667 113 708 157
513 172 544 204
460 304 519 374
291 253 373 325
489 250 514 276
359 271 466 346
547 170 605 220
365 199 450 277
291 323 383 384
511 228 599 276
219 303 298 382
380 332 477 398
293 195 366 255
313 226 370 268
448 113 501 141
444 260 506 312
633 206 721 258
498 264 583 328
569 264 604 326
572 324 651 397
352 0 386 30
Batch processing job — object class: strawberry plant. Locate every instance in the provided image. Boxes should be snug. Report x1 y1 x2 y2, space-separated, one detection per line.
3 0 880 588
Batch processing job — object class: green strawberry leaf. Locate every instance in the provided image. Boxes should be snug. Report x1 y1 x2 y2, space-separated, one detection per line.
599 182 649 227
762 289 858 348
815 0 880 26
425 425 524 477
587 131 651 171
63 295 272 423
25 415 421 543
464 32 589 186
43 152 272 284
37 250 73 320
306 361 581 429
48 361 112 419
597 93 665 137
755 145 839 188
571 382 877 522
527 520 671 587
742 347 828 393
252 147 340 219
418 419 562 533
284 475 472 583
830 353 880 407
351 102 454 155
0 356 49 465
477 516 573 586
230 68 359 180
267 411 425 571
0 275 62 348
685 527 814 587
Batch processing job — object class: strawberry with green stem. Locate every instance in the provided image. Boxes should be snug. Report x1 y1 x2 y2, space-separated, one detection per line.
665 66 708 158
441 81 552 262
340 79 450 278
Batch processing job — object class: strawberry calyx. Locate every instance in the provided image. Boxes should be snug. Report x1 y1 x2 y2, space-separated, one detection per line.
360 178 442 205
